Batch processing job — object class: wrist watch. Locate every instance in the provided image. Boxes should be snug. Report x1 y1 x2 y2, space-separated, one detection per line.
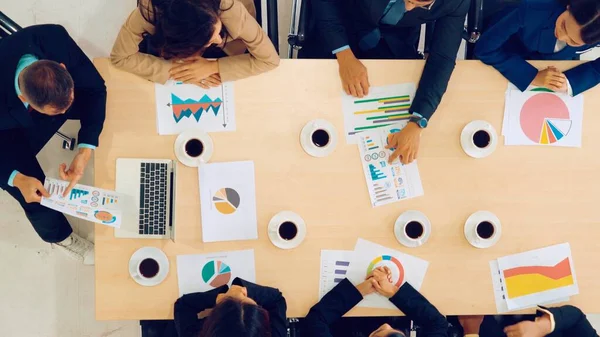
409 112 428 128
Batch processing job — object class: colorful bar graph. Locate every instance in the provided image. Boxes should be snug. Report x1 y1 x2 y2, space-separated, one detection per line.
369 164 387 181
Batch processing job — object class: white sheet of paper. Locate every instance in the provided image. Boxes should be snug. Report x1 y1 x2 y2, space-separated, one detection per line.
319 250 353 300
489 260 569 313
358 124 424 207
503 86 583 147
155 81 236 135
347 239 429 309
496 243 578 311
198 161 258 242
40 177 124 228
342 83 416 144
177 249 255 296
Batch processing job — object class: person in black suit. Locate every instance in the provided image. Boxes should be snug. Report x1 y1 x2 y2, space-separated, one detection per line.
0 24 106 265
174 278 287 337
305 267 448 337
456 306 599 337
302 0 470 165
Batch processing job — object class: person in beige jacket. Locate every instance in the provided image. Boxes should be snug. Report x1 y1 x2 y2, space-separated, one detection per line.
111 0 280 88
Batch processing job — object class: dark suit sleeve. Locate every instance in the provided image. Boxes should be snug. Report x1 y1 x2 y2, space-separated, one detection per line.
312 0 349 52
411 0 469 121
174 286 229 337
563 58 600 95
304 278 364 337
233 278 288 337
33 24 106 147
540 305 599 336
473 4 538 91
389 283 448 337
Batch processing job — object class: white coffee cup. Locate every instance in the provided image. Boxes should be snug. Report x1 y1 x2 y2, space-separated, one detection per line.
464 211 502 248
394 210 431 248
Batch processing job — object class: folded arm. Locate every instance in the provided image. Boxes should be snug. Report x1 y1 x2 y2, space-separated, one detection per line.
389 283 448 337
474 4 538 91
218 0 280 82
563 57 600 95
304 279 363 337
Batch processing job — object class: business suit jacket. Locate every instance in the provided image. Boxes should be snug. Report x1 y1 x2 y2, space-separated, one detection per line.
475 0 600 94
544 305 599 337
305 279 448 337
174 277 287 337
110 0 280 84
0 24 106 183
313 0 470 121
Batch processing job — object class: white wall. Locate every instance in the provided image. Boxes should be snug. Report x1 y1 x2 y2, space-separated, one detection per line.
0 0 137 59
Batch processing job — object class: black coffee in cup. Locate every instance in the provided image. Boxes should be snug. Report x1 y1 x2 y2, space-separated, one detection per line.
185 138 204 157
279 221 298 241
473 130 491 149
476 221 495 239
405 221 424 239
311 129 330 148
139 258 160 278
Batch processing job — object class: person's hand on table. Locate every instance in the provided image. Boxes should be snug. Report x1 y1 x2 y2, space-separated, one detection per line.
336 49 370 98
386 122 422 164
13 173 50 203
59 147 92 197
458 315 484 335
170 56 220 89
531 66 567 92
504 314 552 337
370 266 399 298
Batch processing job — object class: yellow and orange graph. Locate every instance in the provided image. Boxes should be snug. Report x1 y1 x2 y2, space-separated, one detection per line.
503 258 574 299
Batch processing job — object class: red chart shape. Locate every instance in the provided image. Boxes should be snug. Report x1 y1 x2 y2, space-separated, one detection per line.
519 93 569 143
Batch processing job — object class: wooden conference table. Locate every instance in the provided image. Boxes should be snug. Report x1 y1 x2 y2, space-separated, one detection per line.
93 58 600 320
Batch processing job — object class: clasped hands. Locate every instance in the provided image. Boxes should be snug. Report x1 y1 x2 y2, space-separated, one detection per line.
170 55 222 89
356 266 400 298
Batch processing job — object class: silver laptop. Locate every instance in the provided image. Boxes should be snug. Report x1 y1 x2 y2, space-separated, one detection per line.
114 158 177 240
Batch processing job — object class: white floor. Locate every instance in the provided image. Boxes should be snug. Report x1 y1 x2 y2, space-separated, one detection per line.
2 1 600 336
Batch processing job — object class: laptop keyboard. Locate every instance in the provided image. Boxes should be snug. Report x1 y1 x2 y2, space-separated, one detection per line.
139 162 168 235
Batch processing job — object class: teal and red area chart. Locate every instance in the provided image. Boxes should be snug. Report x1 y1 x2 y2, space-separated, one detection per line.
503 86 583 147
155 80 236 135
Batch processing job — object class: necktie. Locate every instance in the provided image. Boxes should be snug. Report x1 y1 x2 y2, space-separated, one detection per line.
359 0 407 51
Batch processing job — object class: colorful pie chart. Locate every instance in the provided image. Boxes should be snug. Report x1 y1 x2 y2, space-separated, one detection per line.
520 93 572 145
367 255 405 287
201 260 232 288
212 188 240 215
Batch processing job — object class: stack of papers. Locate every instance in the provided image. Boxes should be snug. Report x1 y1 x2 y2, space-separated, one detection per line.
319 239 429 309
490 243 578 313
502 84 583 147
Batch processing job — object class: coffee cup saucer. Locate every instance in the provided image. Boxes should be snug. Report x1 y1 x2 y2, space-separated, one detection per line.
464 211 502 249
174 130 214 167
129 247 170 287
460 120 498 159
268 211 307 250
394 210 431 248
300 119 338 158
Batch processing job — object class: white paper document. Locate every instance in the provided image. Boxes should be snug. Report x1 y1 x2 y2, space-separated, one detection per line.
319 250 353 299
41 177 124 228
177 249 255 296
342 83 416 144
358 124 424 207
503 85 583 147
198 161 258 242
490 243 577 312
155 80 236 135
347 239 429 309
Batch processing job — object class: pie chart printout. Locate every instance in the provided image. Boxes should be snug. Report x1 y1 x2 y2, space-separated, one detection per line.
519 93 572 145
212 188 241 215
201 260 232 288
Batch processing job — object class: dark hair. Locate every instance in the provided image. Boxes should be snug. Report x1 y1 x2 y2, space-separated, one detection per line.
20 60 74 111
563 0 600 44
198 299 271 337
140 0 231 59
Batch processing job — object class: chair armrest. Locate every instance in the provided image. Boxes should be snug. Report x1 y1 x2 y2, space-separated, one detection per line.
0 11 22 33
265 0 279 53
